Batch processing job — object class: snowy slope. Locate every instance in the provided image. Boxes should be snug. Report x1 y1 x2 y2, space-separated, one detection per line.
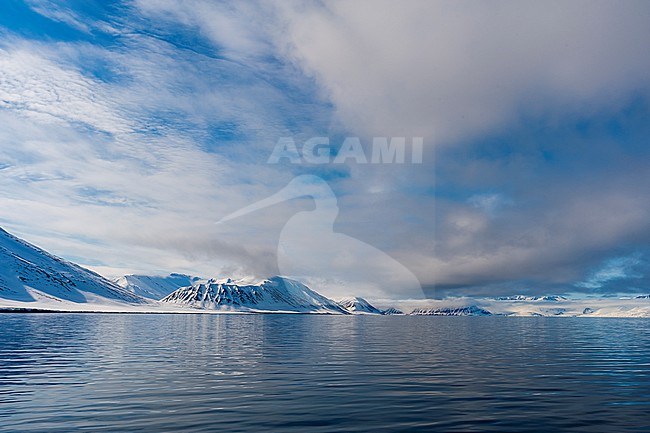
337 297 383 314
495 295 567 301
161 276 348 313
0 227 147 308
480 297 650 317
114 273 202 300
381 307 404 315
385 296 650 317
410 305 493 316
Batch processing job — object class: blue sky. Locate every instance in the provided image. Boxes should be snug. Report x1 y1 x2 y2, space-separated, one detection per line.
0 0 649 299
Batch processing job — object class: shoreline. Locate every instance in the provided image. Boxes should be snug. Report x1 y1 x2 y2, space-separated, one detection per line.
1 307 649 318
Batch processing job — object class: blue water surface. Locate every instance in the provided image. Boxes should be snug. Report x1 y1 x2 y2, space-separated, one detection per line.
1 314 649 432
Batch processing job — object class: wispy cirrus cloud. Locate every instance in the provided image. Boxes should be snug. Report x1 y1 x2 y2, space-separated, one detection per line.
0 4 332 281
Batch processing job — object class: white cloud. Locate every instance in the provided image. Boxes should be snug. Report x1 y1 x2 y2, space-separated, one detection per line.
0 47 132 135
0 34 317 280
25 0 93 33
577 255 643 289
270 1 650 142
468 193 511 216
133 0 273 60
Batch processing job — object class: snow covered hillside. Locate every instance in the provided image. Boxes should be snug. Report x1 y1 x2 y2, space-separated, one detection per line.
161 276 348 313
495 295 567 301
337 297 383 314
385 297 650 317
114 273 202 300
381 307 405 315
0 227 147 309
410 305 493 316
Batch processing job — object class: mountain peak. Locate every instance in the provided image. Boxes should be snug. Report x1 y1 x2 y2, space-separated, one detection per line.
161 277 347 314
337 296 383 314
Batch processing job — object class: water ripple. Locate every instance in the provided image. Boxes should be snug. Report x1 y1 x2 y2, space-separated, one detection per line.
0 315 649 432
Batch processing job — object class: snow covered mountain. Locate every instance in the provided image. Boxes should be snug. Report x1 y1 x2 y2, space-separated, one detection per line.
1 225 648 317
382 307 405 315
410 305 493 316
495 295 567 301
114 273 202 300
0 227 147 309
337 297 383 314
161 276 349 314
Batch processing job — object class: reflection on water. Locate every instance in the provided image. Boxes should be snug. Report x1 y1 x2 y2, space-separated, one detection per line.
1 314 649 432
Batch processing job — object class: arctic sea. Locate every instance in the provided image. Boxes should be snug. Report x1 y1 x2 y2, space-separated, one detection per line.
1 314 649 432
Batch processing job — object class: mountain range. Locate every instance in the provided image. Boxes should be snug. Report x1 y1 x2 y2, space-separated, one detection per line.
1 227 649 317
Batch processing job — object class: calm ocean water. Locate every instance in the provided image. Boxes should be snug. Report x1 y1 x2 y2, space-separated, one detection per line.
0 314 649 432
